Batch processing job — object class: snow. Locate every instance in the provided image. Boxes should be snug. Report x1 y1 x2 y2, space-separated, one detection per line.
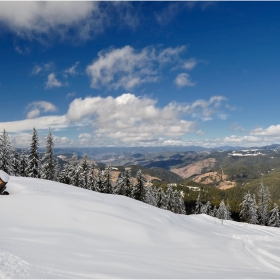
1 177 280 278
0 170 9 183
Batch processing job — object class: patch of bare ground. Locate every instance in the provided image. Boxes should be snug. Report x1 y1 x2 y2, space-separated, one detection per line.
192 171 236 190
171 158 216 179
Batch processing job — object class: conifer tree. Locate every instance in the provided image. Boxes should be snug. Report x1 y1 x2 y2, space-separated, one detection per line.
11 147 20 176
27 128 41 178
41 128 55 181
216 199 230 221
156 187 168 210
249 194 259 224
132 169 147 202
178 191 186 214
59 163 71 185
195 193 202 214
268 203 279 227
0 129 14 174
166 184 175 212
80 154 89 189
173 190 181 214
201 201 211 215
94 169 104 193
103 165 113 194
53 157 60 182
240 191 252 223
68 154 83 187
115 168 132 197
146 182 157 206
88 164 96 191
258 182 271 226
19 149 28 177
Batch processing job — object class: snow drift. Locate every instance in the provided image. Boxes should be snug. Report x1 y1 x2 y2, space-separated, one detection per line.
1 176 280 278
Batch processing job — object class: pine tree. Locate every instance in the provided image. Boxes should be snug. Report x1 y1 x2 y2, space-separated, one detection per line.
58 163 71 185
27 128 41 178
0 129 14 175
166 184 175 212
146 182 157 206
53 157 60 182
41 128 55 181
103 165 113 194
178 191 186 214
249 194 259 224
156 187 168 210
240 191 252 223
115 168 132 197
268 203 279 227
132 169 147 202
195 193 202 214
88 164 96 191
201 201 211 215
19 149 28 177
11 147 20 176
67 153 83 187
216 200 230 221
94 169 104 193
80 154 89 189
258 182 271 226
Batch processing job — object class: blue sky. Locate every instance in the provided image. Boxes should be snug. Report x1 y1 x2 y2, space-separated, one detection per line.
0 1 280 148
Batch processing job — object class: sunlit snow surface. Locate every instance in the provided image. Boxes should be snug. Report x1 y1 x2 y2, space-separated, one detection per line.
1 177 280 278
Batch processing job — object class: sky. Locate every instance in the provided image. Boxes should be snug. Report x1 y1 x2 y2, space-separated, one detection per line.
0 1 280 148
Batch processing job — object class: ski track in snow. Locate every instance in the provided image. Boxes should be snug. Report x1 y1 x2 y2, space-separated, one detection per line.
0 250 30 279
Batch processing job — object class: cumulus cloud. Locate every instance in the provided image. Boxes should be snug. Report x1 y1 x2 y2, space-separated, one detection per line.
26 101 58 119
0 2 139 43
175 73 195 87
66 93 227 144
0 2 99 40
250 124 280 136
0 93 230 146
45 73 62 89
86 45 186 90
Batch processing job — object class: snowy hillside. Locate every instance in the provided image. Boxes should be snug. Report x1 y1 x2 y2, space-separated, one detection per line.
1 177 280 278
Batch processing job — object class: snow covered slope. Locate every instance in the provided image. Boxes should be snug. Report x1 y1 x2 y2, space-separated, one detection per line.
1 177 280 278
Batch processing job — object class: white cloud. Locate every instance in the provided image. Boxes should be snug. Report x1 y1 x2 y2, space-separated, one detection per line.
86 45 186 90
250 124 280 136
64 62 79 76
31 62 54 75
26 101 58 119
0 115 68 133
66 93 227 144
27 108 40 119
78 133 91 140
0 2 98 41
66 92 76 99
182 58 198 71
0 2 139 43
175 73 196 87
0 93 230 146
45 73 62 89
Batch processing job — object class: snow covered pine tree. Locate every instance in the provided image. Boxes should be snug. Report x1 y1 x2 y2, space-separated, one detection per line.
0 129 14 175
27 128 41 178
41 128 55 181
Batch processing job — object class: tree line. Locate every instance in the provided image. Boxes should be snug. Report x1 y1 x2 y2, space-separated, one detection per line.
194 181 279 227
0 128 185 215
